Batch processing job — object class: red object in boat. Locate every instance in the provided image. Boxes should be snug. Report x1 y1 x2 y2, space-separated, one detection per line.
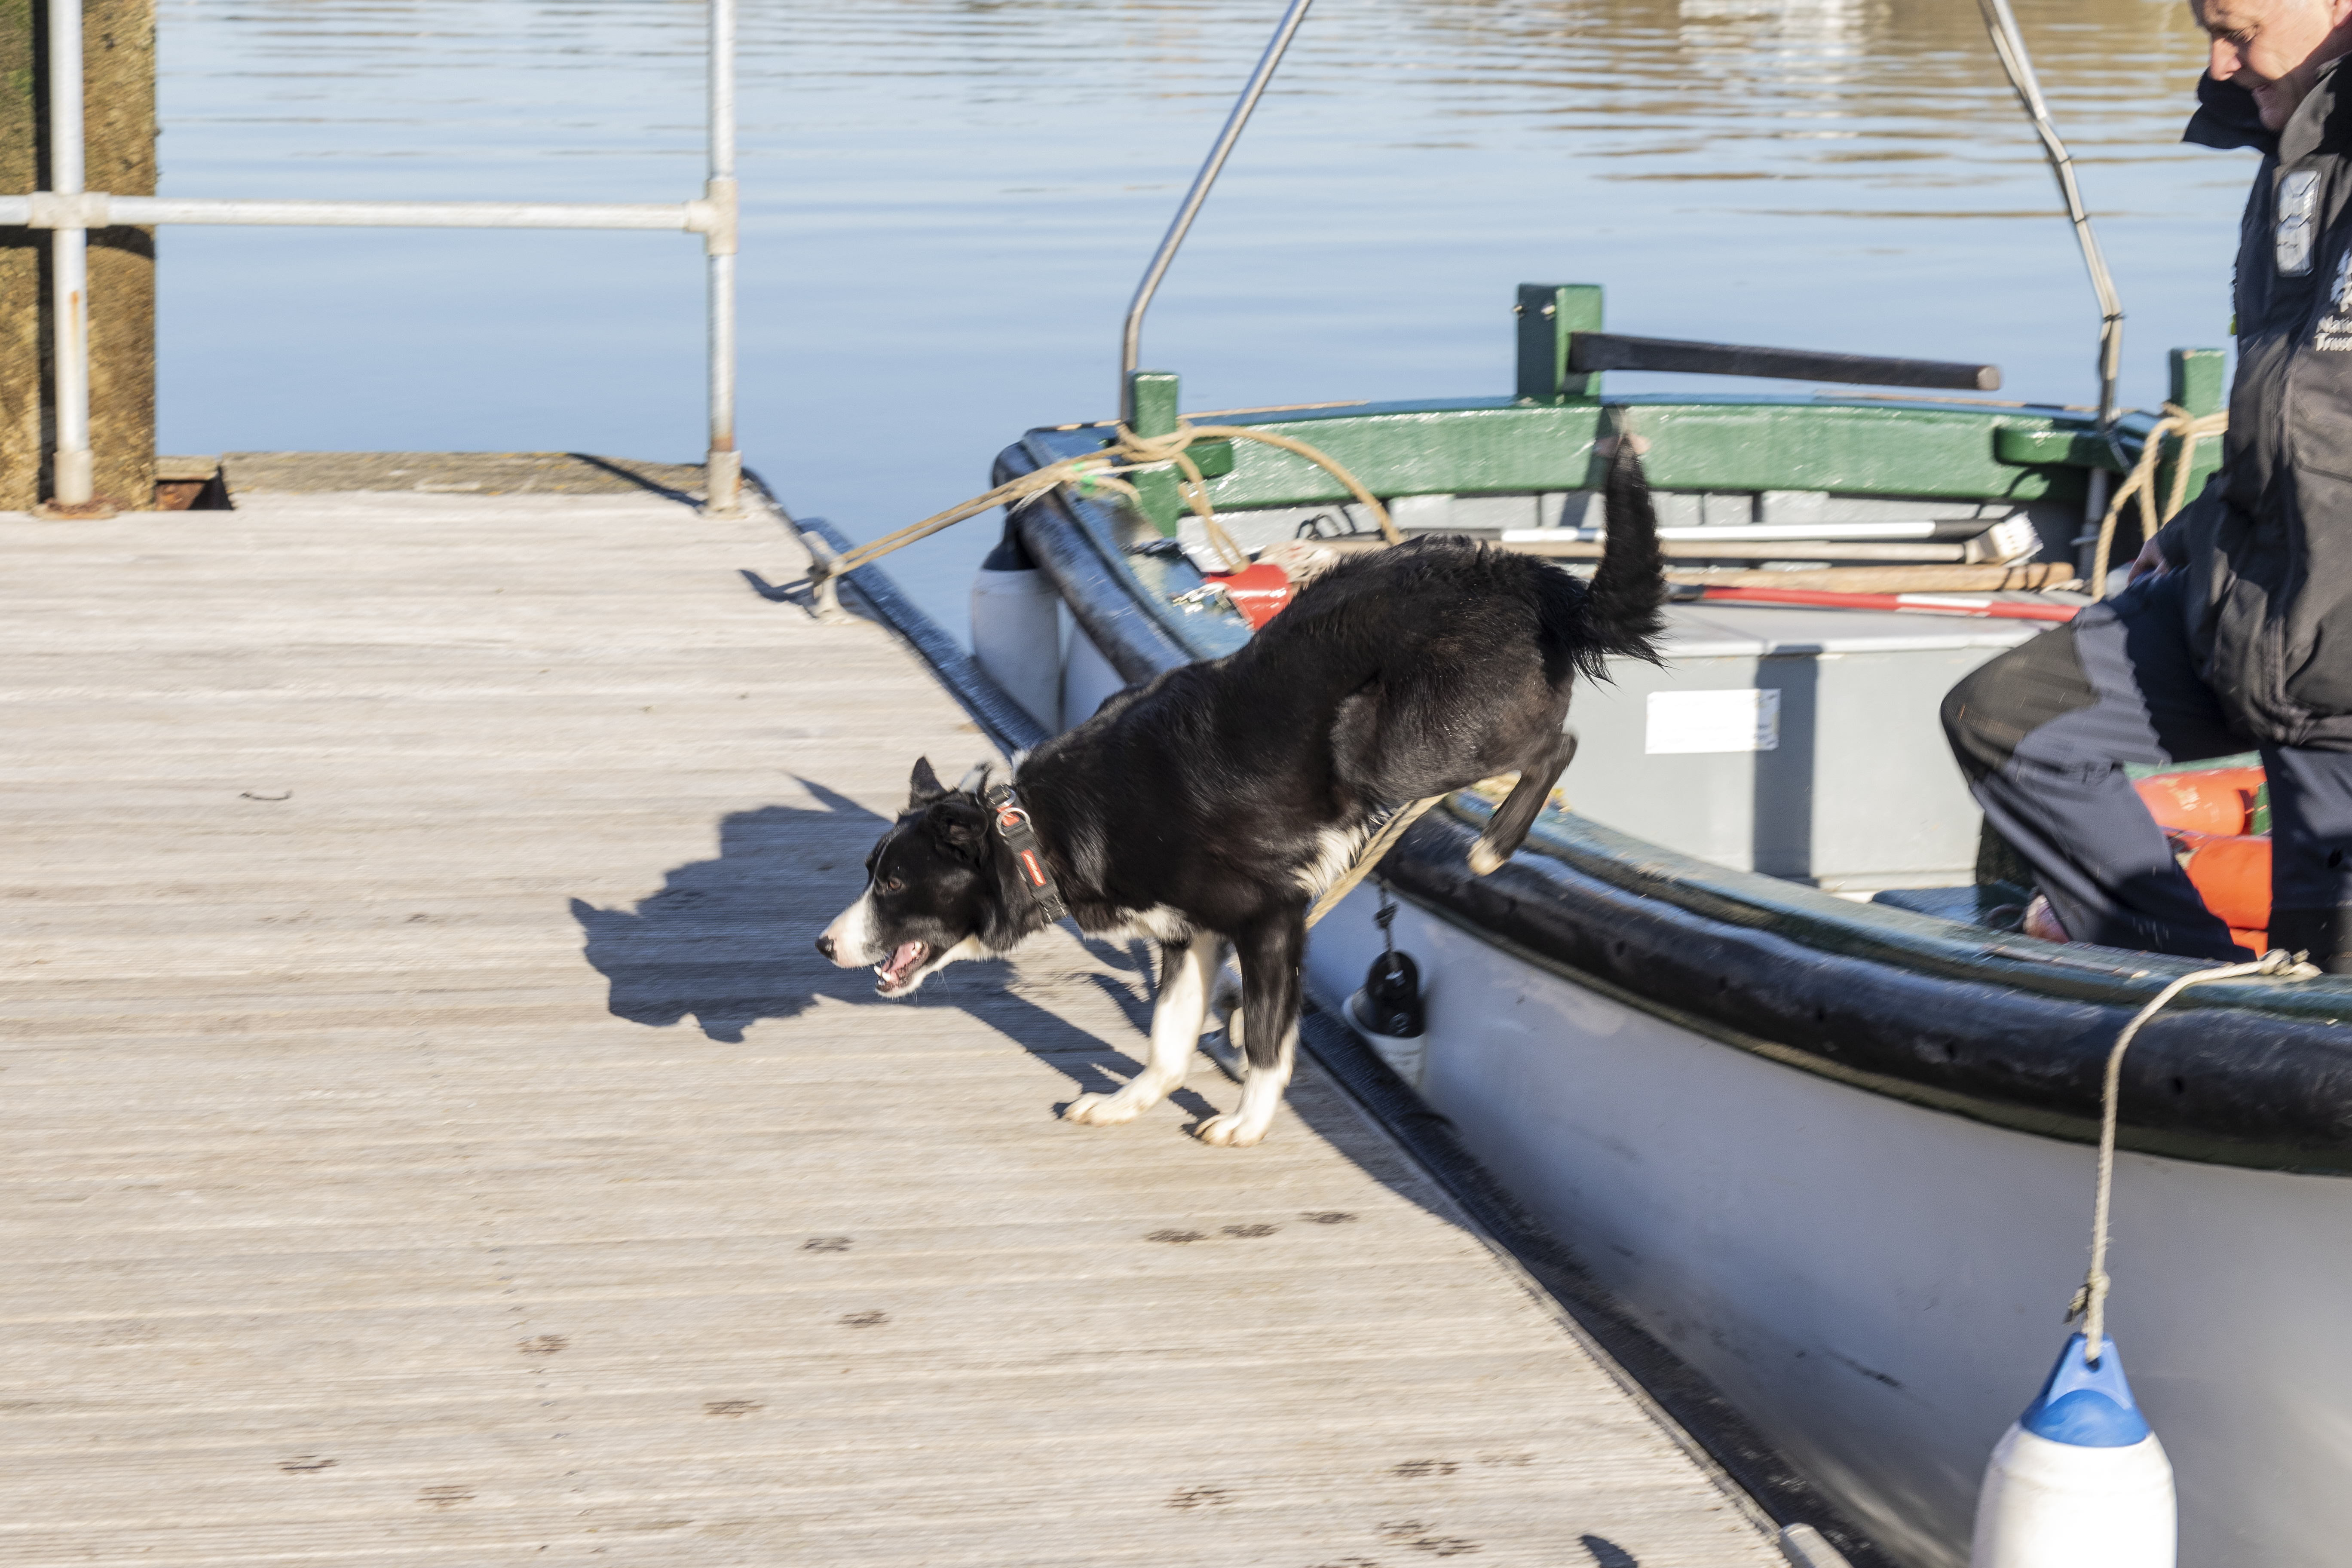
1206 562 1294 628
2132 766 2265 838
1693 586 2080 622
2133 769 2274 950
2161 827 2271 952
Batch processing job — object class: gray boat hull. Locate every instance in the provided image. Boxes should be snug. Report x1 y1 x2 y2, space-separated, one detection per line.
1305 882 2352 1568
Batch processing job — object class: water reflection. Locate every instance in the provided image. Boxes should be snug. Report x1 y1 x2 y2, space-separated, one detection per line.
156 0 2236 635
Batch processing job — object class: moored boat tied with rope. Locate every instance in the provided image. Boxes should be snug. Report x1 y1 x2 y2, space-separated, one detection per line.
931 294 2352 1568
778 4 2352 1564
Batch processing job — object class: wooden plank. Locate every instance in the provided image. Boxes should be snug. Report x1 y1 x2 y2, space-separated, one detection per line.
0 486 1783 1567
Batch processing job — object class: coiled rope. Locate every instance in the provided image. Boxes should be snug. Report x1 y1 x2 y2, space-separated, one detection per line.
806 419 1402 615
2086 402 2230 600
2072 948 2318 1360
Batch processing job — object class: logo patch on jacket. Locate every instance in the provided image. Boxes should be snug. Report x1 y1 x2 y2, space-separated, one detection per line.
2278 169 2322 276
2318 246 2352 350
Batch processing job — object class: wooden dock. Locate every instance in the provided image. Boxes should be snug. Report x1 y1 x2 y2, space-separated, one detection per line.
2 465 1787 1567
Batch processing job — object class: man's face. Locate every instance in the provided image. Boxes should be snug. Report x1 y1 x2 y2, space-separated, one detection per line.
2193 0 2352 130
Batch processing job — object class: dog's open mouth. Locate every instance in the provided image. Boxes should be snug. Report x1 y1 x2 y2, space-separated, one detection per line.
874 941 930 994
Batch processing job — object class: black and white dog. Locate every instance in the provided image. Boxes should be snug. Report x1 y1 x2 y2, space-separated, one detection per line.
818 441 1665 1145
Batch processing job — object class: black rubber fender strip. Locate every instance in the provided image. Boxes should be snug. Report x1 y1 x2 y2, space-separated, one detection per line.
1386 807 2352 1171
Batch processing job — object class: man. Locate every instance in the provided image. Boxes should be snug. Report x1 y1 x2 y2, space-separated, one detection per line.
1942 0 2352 969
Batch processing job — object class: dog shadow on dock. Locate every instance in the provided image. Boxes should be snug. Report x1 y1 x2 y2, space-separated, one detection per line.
567 776 1427 1146
565 779 1216 1120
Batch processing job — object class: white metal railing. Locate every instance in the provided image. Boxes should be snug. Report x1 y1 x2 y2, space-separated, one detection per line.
1119 0 1312 423
3 0 741 512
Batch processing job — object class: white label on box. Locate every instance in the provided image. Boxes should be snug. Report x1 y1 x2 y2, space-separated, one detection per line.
1645 689 1779 754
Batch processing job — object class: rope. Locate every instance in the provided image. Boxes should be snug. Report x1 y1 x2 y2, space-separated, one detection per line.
807 418 1402 611
2073 948 2319 1359
1305 794 1443 928
1185 424 1401 548
2086 402 2229 600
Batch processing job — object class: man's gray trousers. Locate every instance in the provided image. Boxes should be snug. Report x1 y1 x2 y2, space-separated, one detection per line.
1942 571 2352 969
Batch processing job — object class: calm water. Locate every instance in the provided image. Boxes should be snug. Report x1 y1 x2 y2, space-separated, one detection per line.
156 0 2241 636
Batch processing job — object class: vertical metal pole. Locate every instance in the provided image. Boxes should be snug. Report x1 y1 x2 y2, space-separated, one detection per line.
1118 0 1313 423
703 0 741 514
1975 0 2126 583
1975 0 2125 577
49 0 93 506
1975 0 2123 426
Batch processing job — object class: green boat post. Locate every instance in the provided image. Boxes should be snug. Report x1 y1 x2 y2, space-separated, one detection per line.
2161 346 2227 505
1515 283 1605 405
1122 369 1184 536
1118 368 1233 537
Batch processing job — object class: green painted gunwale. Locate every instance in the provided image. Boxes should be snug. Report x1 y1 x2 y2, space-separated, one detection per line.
1043 389 2217 514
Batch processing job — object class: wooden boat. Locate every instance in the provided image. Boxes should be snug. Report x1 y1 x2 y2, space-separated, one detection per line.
949 293 2352 1568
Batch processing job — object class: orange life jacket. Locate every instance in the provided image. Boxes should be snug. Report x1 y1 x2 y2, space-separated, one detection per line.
2131 766 2269 951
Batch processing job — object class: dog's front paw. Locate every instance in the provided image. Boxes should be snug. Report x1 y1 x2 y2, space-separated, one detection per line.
1194 1112 1269 1148
1467 840 1507 876
1063 1090 1144 1127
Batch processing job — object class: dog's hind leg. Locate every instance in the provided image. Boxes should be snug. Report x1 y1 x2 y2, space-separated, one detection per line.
1197 914 1302 1148
1468 728 1578 876
1064 935 1224 1127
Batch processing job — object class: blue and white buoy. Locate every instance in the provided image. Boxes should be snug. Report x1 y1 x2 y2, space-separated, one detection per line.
1969 1332 2174 1568
1970 952 2308 1568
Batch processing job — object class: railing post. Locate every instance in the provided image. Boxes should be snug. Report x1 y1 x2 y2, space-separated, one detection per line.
48 0 92 506
702 0 741 515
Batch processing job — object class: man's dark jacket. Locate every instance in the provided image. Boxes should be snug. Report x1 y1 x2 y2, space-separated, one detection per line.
2159 64 2352 747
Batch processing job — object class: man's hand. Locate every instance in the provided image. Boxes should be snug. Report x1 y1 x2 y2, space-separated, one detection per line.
2128 538 2171 585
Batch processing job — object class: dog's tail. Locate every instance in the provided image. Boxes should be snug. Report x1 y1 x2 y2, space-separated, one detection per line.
1580 436 1667 668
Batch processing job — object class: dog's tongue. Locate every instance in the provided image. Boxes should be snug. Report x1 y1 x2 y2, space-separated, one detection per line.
879 942 925 985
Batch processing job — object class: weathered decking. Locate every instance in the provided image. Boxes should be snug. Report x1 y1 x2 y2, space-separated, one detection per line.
2 472 1784 1566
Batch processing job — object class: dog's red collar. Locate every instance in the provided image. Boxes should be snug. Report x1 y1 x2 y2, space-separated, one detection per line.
983 783 1069 925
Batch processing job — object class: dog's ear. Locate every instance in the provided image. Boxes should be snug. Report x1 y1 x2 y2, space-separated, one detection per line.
954 761 993 797
908 756 948 808
925 797 991 863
